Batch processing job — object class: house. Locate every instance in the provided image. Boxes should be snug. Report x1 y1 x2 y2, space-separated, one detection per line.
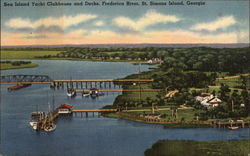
58 104 73 114
195 93 213 102
147 58 164 64
196 93 222 107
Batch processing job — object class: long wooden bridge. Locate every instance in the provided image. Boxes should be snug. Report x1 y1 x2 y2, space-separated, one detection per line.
0 75 153 88
76 89 162 93
1 74 154 89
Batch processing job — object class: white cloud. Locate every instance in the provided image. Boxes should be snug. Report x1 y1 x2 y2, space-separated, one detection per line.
93 21 105 26
113 10 180 31
3 28 247 46
191 16 236 32
5 14 97 29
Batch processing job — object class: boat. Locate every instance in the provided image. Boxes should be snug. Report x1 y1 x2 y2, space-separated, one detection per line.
67 88 76 97
83 93 90 97
29 112 46 130
228 126 239 130
89 88 104 98
44 121 56 132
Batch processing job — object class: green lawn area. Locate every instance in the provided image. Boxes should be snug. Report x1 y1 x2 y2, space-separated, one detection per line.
0 63 38 70
145 140 250 156
0 50 61 59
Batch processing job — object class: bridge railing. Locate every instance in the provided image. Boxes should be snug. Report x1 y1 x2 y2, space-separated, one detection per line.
0 75 53 83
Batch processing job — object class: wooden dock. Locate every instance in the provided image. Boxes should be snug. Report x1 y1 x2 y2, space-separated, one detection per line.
72 109 117 117
72 109 117 112
7 83 32 91
76 89 162 93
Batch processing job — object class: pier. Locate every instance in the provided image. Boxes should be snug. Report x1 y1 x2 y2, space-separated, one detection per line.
72 109 117 117
7 83 32 91
35 108 117 130
76 88 162 93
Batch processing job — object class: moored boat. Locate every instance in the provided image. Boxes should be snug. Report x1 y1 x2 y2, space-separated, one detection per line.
29 112 46 130
228 126 239 130
44 121 56 132
89 88 104 98
67 88 76 97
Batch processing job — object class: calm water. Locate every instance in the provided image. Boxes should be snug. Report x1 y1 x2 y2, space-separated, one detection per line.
0 60 249 156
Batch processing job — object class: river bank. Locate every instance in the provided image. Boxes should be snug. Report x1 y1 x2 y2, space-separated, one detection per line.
103 112 213 128
145 140 250 156
0 50 150 64
0 63 38 70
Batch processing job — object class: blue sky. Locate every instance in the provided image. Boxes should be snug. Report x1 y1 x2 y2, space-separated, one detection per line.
1 0 249 45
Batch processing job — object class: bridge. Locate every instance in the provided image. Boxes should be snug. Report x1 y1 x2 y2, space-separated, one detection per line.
0 75 153 89
0 75 53 84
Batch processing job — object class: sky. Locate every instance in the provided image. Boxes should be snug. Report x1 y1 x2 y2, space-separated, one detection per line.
1 0 249 46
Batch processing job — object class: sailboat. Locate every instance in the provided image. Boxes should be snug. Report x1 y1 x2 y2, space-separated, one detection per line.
43 113 56 132
43 95 56 132
67 77 76 97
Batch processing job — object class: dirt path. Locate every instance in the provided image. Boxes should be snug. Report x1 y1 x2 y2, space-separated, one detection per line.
216 73 250 80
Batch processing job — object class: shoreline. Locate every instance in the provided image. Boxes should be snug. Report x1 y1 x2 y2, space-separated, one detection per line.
0 63 38 70
103 112 250 128
103 113 212 128
145 140 250 156
2 57 150 64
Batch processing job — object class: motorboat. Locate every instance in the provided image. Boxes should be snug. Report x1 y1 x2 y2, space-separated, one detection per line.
82 92 90 97
29 112 46 130
67 88 76 97
89 88 104 98
228 126 239 130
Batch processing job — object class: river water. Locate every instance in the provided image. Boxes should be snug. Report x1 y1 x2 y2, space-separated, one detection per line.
0 60 249 156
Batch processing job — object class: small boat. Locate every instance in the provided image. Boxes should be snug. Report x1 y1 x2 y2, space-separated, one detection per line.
83 93 90 97
228 126 239 130
89 88 104 98
29 112 46 130
67 88 76 97
44 121 56 132
82 91 90 97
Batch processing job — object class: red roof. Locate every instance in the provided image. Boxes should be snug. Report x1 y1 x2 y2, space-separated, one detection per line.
59 104 73 109
200 93 211 97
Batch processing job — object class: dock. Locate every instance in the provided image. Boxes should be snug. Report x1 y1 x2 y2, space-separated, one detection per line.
72 109 117 117
7 83 32 91
76 89 162 93
72 109 117 112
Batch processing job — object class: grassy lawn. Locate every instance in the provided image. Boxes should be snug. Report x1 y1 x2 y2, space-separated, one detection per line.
0 63 38 70
0 50 61 59
145 140 250 156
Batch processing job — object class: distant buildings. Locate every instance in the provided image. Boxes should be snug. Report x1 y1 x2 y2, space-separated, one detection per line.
195 93 222 107
147 58 164 64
